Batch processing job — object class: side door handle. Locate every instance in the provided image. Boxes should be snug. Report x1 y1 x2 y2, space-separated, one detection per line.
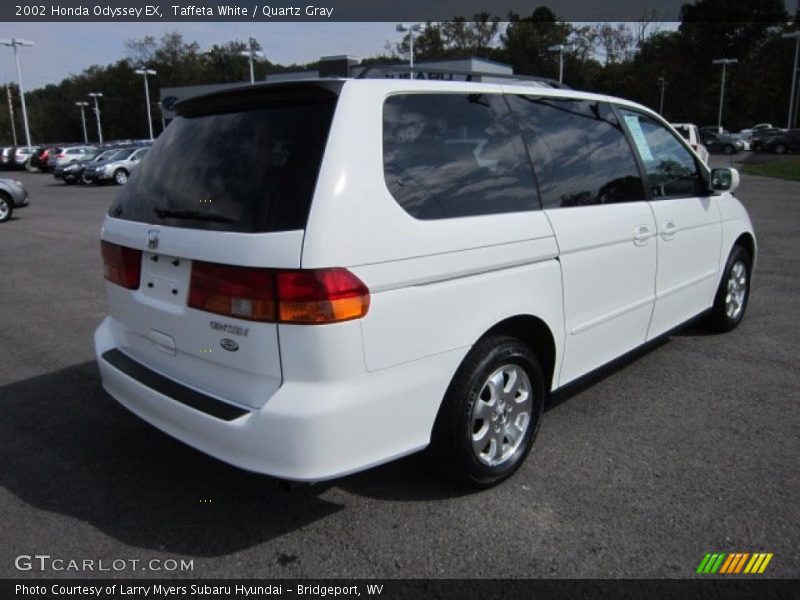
633 225 652 246
661 221 678 241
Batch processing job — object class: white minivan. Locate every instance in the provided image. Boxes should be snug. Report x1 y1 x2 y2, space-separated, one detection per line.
95 79 755 488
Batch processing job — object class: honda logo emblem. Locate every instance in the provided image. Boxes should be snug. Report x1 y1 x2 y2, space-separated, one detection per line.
147 230 159 250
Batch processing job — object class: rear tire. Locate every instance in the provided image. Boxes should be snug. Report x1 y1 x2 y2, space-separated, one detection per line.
113 169 128 185
429 335 545 489
0 193 12 222
705 245 752 332
774 143 788 155
723 144 735 155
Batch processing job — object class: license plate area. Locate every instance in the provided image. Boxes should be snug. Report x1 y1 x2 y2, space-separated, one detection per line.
140 252 192 304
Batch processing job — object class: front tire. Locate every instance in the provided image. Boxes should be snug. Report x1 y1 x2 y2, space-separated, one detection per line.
774 143 788 155
0 193 12 222
706 245 752 332
429 335 545 489
723 144 735 155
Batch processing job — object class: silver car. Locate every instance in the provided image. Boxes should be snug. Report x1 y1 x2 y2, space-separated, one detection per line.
47 145 97 169
83 146 149 185
0 178 29 223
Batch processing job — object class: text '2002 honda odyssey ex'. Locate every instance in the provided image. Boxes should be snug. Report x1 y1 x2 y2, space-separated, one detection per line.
95 78 755 488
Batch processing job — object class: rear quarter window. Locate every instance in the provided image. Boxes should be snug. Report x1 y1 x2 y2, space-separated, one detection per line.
382 93 537 219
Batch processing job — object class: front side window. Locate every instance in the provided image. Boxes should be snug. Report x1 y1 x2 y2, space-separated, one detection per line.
620 109 705 199
506 96 644 209
383 93 537 219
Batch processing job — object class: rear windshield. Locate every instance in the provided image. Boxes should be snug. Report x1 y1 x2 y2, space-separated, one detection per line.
109 94 336 233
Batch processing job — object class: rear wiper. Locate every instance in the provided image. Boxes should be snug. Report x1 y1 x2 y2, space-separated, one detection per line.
153 208 237 223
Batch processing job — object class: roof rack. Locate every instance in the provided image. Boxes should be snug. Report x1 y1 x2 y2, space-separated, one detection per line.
354 64 572 90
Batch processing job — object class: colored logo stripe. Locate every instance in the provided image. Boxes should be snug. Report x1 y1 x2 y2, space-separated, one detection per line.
697 553 773 574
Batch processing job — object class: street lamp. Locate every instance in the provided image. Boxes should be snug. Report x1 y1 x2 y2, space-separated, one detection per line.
548 44 569 84
781 31 800 130
657 76 667 115
134 68 157 140
75 101 89 143
88 92 103 143
5 85 17 146
712 58 738 131
0 38 34 148
240 38 264 84
396 23 424 72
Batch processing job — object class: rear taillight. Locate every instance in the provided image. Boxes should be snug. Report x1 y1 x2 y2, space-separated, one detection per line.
188 262 276 322
188 262 370 324
101 241 142 289
277 269 370 324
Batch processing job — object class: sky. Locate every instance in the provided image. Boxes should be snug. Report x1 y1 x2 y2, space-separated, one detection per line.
0 22 399 90
0 21 681 92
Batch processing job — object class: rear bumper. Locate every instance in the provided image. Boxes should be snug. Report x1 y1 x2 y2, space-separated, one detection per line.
95 316 464 481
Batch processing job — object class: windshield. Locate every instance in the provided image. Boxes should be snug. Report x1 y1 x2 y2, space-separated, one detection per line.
109 93 337 233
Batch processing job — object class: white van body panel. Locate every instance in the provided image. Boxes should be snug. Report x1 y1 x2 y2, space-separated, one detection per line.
546 202 657 385
646 196 722 340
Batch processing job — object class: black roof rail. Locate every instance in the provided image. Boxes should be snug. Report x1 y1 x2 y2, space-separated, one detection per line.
354 64 572 90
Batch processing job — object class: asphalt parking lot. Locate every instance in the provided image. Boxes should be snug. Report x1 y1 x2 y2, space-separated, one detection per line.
0 164 798 579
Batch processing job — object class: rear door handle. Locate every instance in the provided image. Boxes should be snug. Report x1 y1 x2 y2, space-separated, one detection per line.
661 221 678 240
633 225 652 246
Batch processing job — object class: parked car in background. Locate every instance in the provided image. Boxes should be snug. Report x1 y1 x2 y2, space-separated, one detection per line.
671 123 710 163
730 133 751 151
47 145 97 169
83 146 149 185
0 146 14 168
0 177 29 222
700 130 745 154
739 123 774 136
13 146 36 168
758 129 800 154
54 147 125 184
31 145 57 171
750 127 786 151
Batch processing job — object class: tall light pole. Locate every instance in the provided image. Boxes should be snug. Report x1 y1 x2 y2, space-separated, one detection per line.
0 38 34 148
657 76 667 115
5 84 17 146
75 101 89 143
88 92 103 143
548 44 569 84
134 68 156 140
782 31 800 130
396 23 423 73
239 37 263 84
712 58 738 132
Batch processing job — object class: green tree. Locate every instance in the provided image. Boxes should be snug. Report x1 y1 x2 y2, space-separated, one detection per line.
499 7 572 79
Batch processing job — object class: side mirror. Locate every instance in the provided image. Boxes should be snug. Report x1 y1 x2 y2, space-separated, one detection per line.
710 167 740 194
